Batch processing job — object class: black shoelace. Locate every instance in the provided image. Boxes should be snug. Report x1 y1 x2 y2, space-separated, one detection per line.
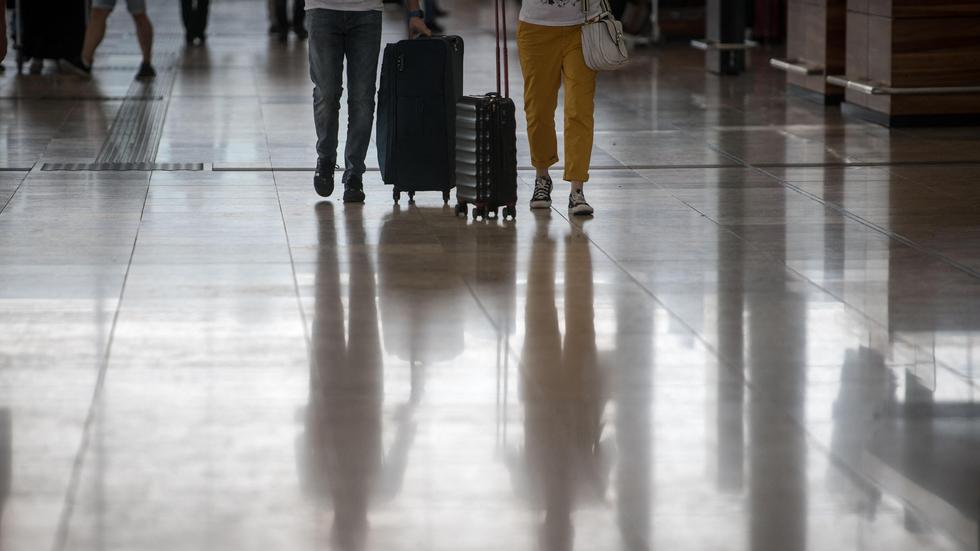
532 179 552 201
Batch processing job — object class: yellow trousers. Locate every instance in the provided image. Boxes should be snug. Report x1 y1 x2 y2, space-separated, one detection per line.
517 21 597 183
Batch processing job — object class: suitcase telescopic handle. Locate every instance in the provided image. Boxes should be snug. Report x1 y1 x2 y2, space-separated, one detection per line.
494 0 510 98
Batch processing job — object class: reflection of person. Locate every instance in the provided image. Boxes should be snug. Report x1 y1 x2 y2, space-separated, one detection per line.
826 347 891 512
0 11 6 63
307 0 430 202
518 0 599 216
64 0 156 80
518 217 607 550
180 0 210 46
301 203 415 551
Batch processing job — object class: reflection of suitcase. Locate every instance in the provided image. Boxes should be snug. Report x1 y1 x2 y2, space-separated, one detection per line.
376 35 464 205
13 0 89 73
377 208 465 365
453 0 518 221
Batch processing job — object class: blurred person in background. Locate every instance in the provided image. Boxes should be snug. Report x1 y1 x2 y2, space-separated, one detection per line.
181 0 209 45
383 0 447 33
273 0 307 42
63 0 156 80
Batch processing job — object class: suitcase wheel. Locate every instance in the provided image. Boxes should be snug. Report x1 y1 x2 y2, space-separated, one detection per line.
487 208 498 220
472 206 484 220
503 206 517 220
408 191 416 204
442 190 451 205
455 203 467 218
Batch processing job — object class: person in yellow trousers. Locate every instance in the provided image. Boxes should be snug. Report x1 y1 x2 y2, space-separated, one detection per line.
519 0 598 216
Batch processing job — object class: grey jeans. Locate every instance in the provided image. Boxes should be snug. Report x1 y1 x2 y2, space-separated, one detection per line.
307 9 382 183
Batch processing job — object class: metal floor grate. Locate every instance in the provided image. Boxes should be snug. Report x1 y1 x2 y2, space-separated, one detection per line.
41 162 203 171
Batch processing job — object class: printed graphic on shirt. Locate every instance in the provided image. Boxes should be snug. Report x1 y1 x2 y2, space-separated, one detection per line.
520 0 587 25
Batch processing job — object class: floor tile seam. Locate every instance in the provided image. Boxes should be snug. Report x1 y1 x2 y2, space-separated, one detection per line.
0 165 36 216
877 166 966 202
257 70 313 356
131 160 980 174
706 143 980 281
551 178 970 543
29 97 86 176
48 174 151 551
631 163 979 391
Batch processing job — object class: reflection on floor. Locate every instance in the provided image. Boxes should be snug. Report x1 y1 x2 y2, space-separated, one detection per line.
1 0 979 549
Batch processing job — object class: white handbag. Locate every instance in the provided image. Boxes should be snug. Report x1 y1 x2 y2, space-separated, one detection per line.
580 0 630 71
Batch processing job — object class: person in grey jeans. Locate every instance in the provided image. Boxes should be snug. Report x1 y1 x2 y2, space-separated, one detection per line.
308 1 430 202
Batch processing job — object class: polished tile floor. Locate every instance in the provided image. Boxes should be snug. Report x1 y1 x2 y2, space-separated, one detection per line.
1 1 979 550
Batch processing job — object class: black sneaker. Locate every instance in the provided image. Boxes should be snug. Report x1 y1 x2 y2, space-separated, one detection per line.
314 160 335 198
63 56 92 78
293 25 308 40
529 176 553 209
568 189 594 216
342 176 366 203
135 62 156 80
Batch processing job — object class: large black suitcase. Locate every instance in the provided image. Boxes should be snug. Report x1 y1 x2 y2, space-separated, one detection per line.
453 0 518 221
376 35 464 205
13 0 89 74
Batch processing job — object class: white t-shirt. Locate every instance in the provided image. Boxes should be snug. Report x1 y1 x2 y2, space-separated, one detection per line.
519 0 597 26
305 0 383 11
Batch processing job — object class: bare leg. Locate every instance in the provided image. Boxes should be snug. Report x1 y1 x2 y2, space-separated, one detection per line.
133 13 154 65
82 8 111 66
570 179 584 192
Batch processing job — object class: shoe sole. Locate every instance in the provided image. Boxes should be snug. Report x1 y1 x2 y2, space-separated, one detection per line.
529 200 552 209
343 194 365 203
569 205 594 216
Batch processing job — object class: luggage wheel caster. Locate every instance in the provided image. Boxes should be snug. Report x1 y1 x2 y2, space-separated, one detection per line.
487 208 498 220
408 191 416 204
455 203 467 217
503 206 517 220
443 190 451 204
393 188 401 204
472 206 484 220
